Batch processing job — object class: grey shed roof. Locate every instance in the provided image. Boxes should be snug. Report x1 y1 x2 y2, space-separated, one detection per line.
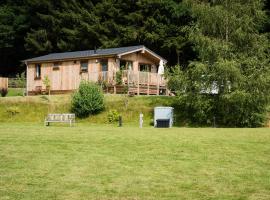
24 45 167 63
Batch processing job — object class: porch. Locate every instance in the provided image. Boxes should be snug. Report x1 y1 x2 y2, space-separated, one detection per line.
87 70 167 95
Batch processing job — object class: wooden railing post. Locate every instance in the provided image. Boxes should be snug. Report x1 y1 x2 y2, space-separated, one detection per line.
127 70 130 94
137 72 140 95
147 72 150 95
114 71 116 94
157 74 160 95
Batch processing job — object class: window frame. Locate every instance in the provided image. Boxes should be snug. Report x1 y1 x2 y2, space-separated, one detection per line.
139 63 151 72
80 60 88 73
35 64 41 80
120 60 133 71
53 62 61 70
100 59 108 72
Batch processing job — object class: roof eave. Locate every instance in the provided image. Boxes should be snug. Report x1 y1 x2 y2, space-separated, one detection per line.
24 54 119 64
23 45 168 65
117 46 167 63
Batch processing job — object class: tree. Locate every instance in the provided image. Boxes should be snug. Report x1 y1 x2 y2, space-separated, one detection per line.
0 1 29 75
167 0 270 127
42 75 51 95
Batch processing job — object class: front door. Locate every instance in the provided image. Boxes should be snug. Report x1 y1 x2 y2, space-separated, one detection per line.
101 61 108 72
101 60 108 81
52 66 61 91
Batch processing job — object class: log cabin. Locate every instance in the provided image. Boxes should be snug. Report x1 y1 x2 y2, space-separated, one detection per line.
24 45 168 95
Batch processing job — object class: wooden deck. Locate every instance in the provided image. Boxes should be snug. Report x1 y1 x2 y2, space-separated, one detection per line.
88 70 167 95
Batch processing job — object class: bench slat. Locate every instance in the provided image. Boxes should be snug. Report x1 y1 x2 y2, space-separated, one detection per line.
45 113 75 127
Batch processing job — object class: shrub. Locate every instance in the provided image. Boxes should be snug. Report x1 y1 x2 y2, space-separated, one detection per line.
6 106 20 116
116 71 123 85
107 110 120 123
1 88 8 97
42 75 51 95
71 81 104 118
15 72 26 88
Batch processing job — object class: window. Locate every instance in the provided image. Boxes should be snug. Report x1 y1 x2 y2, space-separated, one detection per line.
35 64 41 79
120 60 133 70
101 59 108 71
53 62 61 70
139 64 151 72
80 61 88 72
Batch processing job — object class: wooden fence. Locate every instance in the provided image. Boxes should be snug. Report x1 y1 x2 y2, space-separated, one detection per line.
0 77 8 89
8 78 20 88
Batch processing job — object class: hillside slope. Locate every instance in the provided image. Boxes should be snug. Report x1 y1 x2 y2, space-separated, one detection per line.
0 95 174 125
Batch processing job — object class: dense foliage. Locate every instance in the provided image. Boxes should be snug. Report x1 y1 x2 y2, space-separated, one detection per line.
167 0 270 127
0 0 193 75
71 81 104 118
0 1 268 76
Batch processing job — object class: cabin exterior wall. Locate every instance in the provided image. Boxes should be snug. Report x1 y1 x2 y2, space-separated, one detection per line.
26 51 162 95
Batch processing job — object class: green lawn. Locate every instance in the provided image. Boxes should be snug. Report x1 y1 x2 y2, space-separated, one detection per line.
0 124 270 199
6 88 24 97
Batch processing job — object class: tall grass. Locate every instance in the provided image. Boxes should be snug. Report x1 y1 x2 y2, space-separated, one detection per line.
0 94 174 124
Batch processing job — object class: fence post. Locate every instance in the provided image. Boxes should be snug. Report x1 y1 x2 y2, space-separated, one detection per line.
147 72 150 95
127 70 130 95
157 74 159 95
137 72 140 95
114 71 116 94
139 113 143 128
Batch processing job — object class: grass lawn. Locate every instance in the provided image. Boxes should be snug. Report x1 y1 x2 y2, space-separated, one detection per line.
6 88 24 97
0 95 174 124
0 124 270 199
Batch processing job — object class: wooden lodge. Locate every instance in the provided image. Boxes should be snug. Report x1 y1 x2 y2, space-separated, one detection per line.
24 45 167 95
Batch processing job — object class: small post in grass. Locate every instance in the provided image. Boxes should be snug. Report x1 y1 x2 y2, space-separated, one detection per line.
139 113 143 128
213 116 216 128
118 115 122 127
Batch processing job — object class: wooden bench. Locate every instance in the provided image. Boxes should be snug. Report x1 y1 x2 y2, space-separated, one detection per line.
45 114 75 126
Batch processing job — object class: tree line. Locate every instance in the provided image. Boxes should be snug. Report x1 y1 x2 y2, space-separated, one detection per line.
0 0 269 74
0 0 194 75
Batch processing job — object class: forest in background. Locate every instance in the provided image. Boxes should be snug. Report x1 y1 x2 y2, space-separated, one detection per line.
0 0 192 76
0 0 269 76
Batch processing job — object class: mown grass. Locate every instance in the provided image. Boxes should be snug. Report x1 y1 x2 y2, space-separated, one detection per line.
0 94 174 124
0 124 269 199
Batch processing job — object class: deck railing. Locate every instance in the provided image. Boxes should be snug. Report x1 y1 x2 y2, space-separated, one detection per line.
87 70 166 86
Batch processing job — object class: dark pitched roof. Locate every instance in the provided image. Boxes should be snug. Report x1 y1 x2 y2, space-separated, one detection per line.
24 45 166 63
